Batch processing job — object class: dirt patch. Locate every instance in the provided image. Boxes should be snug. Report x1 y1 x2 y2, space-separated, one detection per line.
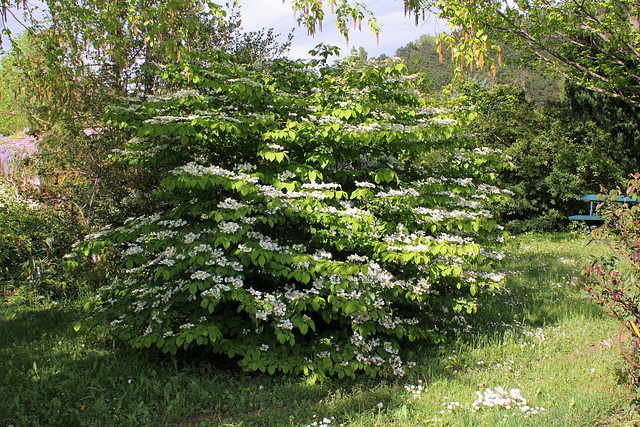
566 338 615 360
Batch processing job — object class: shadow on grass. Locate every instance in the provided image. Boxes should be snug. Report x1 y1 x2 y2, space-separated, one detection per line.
0 234 620 426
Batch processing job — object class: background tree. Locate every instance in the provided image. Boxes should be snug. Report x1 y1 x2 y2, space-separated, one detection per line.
288 0 640 106
395 34 563 104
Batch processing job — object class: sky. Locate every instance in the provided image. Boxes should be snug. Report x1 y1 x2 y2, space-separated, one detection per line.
237 0 448 59
1 0 448 59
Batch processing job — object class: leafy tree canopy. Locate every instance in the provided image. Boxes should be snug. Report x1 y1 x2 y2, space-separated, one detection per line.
286 0 640 105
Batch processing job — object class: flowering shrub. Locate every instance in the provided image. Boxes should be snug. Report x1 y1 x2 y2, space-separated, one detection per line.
68 50 509 378
584 174 640 336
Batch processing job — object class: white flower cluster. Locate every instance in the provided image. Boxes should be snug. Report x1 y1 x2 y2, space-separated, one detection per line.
234 162 257 172
218 198 246 210
472 387 544 417
173 162 259 184
376 187 420 199
431 118 458 126
302 182 341 190
354 181 376 188
404 380 426 396
191 270 211 280
277 170 297 181
218 221 241 234
413 207 489 222
474 147 504 156
123 245 144 256
266 143 284 151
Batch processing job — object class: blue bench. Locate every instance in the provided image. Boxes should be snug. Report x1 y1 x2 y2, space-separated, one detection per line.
569 194 637 223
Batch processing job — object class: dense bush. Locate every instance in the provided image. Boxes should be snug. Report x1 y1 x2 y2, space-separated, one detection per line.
68 50 510 379
0 178 85 301
452 82 630 233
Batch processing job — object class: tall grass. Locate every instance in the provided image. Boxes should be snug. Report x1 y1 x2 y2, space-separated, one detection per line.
1 233 638 426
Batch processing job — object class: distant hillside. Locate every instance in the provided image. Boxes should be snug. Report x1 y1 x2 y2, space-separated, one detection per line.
394 35 563 106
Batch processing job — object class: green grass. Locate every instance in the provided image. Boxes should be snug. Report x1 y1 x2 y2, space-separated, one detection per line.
2 232 639 426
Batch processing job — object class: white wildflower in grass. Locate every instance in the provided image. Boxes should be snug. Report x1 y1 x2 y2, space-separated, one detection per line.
487 273 505 282
523 327 548 341
440 400 464 413
472 387 545 417
305 415 341 427
404 380 426 396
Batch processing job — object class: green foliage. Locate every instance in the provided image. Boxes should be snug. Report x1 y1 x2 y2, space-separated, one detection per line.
566 84 640 175
289 0 640 106
69 51 510 379
1 1 295 235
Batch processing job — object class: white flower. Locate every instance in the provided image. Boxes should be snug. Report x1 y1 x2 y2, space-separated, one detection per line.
184 232 201 244
123 245 143 256
191 270 211 280
218 221 240 234
218 198 245 210
266 143 284 151
355 181 376 188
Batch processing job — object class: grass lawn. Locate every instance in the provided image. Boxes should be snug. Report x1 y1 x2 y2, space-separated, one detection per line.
1 232 639 426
